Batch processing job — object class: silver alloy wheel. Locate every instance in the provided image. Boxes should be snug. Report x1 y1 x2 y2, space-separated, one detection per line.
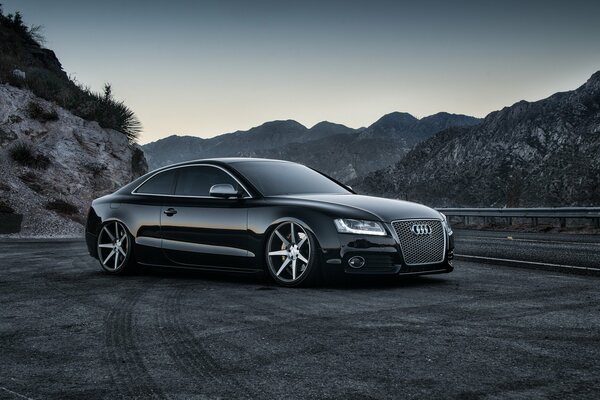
267 222 311 283
97 221 130 272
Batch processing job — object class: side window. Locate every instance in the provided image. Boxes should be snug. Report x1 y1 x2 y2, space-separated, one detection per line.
135 169 177 195
174 166 244 197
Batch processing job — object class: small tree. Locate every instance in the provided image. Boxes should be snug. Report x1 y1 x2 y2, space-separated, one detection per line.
103 83 112 102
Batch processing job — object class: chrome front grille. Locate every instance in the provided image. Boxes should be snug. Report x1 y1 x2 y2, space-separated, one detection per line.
391 219 446 266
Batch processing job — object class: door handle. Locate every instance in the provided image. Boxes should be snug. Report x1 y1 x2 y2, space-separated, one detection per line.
163 208 178 216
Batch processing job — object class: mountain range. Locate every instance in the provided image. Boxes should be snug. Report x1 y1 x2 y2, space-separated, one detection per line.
145 71 600 208
143 112 481 181
353 71 600 207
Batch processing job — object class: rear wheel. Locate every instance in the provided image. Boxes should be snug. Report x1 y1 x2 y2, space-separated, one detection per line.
266 221 319 287
96 221 136 274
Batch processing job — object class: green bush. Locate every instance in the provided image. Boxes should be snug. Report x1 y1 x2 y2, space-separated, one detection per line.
22 68 70 102
18 171 44 193
8 114 22 123
0 199 15 214
84 162 107 176
0 6 142 143
25 72 141 142
27 101 58 122
0 7 29 38
46 199 85 224
9 142 51 169
75 84 142 143
46 199 78 215
10 142 35 164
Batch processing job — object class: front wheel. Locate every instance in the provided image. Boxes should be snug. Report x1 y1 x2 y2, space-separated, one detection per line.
96 221 137 274
266 221 320 287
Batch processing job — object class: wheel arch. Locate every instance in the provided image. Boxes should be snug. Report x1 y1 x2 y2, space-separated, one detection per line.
89 201 138 238
87 204 137 259
257 211 340 266
99 217 134 235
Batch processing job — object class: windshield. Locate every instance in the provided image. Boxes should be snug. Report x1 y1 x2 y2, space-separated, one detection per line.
233 161 351 196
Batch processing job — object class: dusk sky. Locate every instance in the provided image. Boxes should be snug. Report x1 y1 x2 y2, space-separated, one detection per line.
4 0 600 143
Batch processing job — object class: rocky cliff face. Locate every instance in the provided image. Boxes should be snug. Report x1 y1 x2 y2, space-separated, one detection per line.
143 113 480 182
0 84 147 236
354 72 600 207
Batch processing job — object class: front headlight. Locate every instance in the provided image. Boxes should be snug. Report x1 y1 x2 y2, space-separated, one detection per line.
334 219 386 236
440 213 453 235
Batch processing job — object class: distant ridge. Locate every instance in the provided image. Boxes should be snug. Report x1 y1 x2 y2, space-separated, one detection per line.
353 71 600 207
143 112 481 181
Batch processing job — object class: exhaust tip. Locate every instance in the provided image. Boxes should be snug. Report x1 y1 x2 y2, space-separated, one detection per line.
348 256 366 269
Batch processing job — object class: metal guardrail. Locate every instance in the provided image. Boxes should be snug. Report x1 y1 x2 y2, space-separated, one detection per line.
436 207 600 228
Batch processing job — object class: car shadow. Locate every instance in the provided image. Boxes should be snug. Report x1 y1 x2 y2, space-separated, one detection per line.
331 274 451 290
132 265 450 291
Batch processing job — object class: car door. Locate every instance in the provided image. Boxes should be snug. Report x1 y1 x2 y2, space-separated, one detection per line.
160 165 252 269
128 167 178 265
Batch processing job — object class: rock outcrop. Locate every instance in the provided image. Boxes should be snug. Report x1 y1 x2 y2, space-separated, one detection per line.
0 84 147 236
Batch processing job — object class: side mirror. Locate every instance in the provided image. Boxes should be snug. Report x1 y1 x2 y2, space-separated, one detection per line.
346 185 353 192
209 183 242 198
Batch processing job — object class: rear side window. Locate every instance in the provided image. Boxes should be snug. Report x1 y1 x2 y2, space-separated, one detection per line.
135 169 177 195
174 166 244 197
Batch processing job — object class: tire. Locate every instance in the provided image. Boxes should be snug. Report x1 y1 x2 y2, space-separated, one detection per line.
265 221 320 287
96 220 137 275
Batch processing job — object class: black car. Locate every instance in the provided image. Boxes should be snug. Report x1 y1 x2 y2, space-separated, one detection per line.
86 158 454 287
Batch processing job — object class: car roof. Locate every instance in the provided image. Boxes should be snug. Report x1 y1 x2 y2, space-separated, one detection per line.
164 157 295 168
118 158 288 196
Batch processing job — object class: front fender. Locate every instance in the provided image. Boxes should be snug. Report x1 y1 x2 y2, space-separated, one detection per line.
248 203 343 264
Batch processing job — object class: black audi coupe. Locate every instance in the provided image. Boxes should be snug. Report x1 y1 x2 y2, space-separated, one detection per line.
86 158 454 287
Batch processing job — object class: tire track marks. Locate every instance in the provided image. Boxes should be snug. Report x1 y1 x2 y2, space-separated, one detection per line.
104 283 166 399
157 283 258 399
37 258 111 311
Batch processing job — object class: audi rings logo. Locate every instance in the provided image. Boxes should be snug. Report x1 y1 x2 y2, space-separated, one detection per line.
411 223 432 235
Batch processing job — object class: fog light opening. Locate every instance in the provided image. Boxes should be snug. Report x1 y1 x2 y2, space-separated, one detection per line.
348 256 366 269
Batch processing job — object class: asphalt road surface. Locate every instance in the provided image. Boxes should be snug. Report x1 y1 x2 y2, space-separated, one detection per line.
1 239 600 399
453 229 600 271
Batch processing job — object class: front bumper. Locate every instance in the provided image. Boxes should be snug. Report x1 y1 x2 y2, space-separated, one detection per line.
321 230 454 276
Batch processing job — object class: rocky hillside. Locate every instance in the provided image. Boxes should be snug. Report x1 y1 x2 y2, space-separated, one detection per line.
143 112 480 181
354 71 600 207
0 85 147 236
0 7 141 143
0 7 146 236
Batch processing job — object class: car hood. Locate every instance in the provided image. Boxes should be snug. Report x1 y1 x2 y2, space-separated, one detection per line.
282 194 442 222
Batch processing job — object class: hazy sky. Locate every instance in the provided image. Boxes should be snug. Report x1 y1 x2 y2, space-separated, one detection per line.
4 0 600 143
